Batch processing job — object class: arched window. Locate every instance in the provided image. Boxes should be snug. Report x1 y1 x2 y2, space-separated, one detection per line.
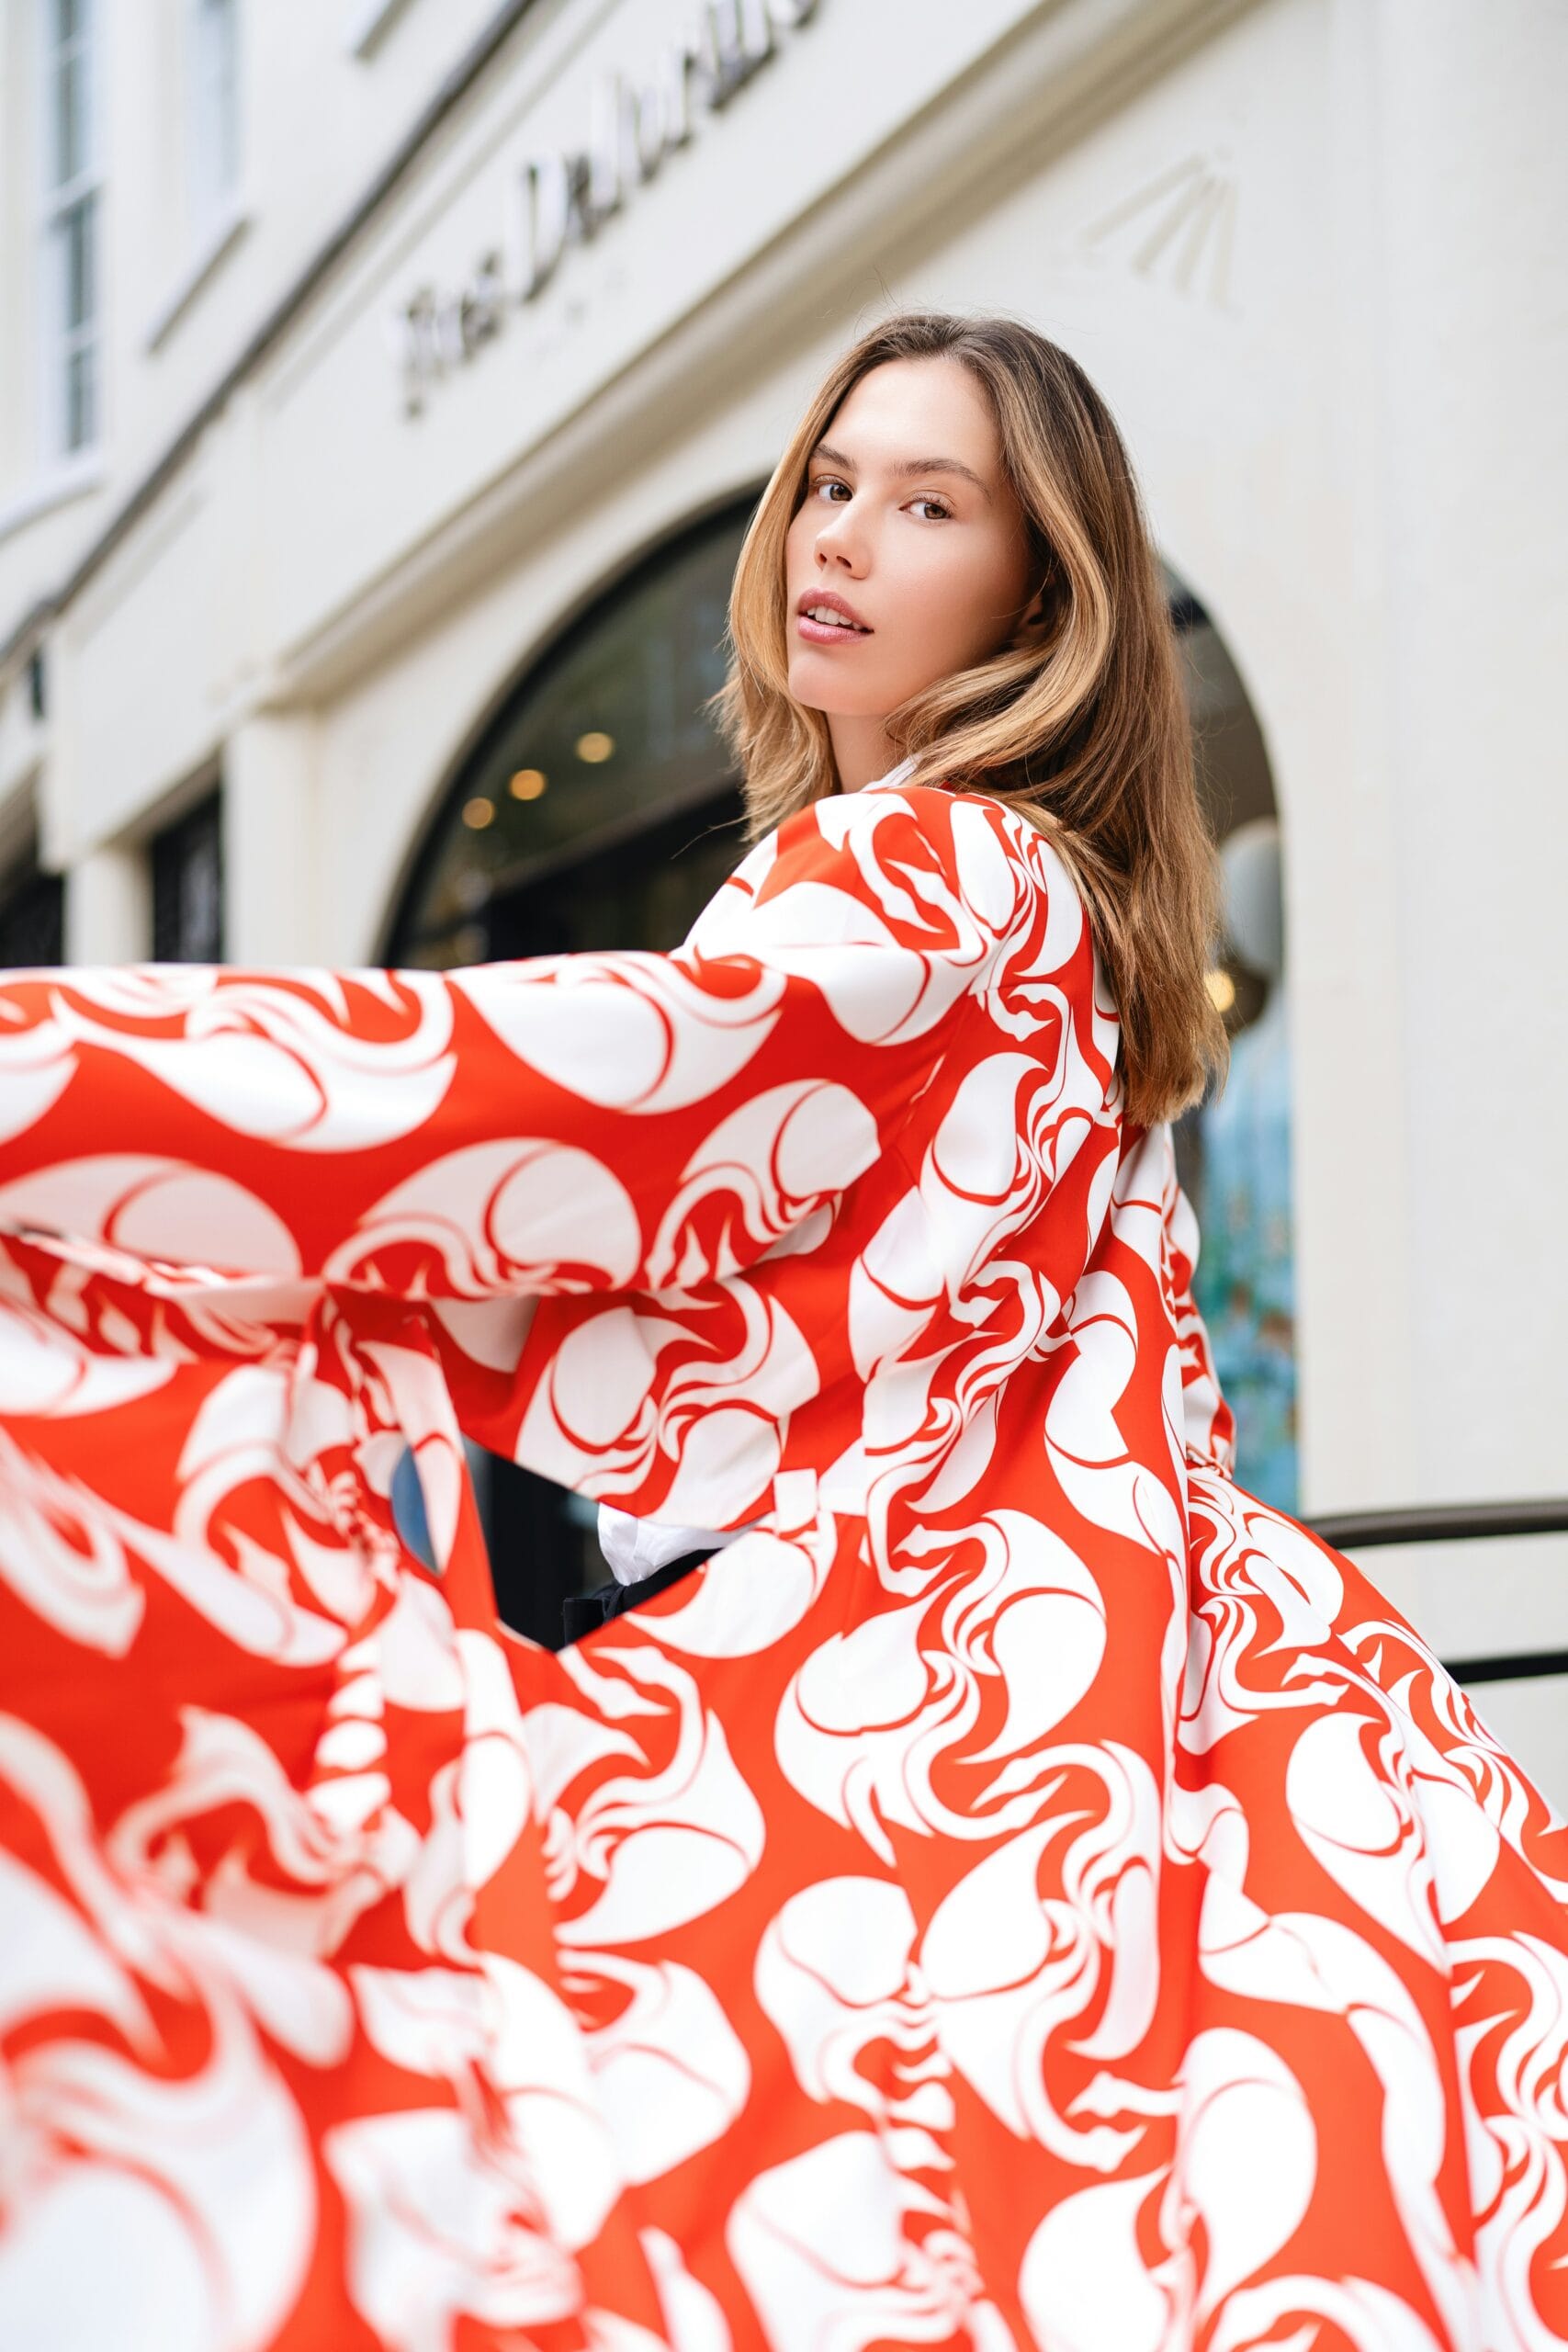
388 494 759 973
385 494 761 1641
1167 564 1297 1516
385 521 1298 1642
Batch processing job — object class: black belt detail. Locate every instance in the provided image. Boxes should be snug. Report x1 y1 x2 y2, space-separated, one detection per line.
560 1546 716 1646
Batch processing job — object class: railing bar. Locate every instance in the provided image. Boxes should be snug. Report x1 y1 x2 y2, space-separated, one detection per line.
1308 1499 1568 1549
1268 1496 1568 1684
1440 1647 1568 1686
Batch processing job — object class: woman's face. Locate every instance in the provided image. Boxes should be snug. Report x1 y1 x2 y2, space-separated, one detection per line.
784 355 1043 789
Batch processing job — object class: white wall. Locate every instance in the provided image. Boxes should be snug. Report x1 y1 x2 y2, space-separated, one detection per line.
1363 0 1568 1510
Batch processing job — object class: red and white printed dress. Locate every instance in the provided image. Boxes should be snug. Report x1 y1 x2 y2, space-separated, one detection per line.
2 772 1566 2352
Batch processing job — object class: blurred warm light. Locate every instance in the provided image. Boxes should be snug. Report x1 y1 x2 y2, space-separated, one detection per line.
575 729 615 763
462 797 496 830
1205 967 1236 1012
509 767 547 800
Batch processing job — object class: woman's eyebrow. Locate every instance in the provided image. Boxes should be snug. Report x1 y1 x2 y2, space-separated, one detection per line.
810 440 993 503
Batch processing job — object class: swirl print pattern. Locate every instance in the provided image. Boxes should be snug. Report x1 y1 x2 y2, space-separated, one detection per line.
0 779 1565 2351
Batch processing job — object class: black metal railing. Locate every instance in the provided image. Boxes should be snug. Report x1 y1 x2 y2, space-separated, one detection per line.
1309 1498 1568 1684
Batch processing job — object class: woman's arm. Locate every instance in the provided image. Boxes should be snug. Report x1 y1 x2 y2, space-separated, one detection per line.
0 788 1027 1306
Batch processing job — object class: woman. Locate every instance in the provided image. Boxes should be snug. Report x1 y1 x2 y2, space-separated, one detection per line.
1 311 1564 2351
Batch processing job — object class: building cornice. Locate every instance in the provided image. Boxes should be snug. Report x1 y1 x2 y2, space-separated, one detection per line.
279 0 1258 703
3 0 1255 689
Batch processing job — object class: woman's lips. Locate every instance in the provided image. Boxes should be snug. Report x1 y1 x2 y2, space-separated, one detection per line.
796 610 874 645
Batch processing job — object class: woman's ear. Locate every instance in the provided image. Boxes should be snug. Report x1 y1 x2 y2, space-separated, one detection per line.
1010 585 1054 653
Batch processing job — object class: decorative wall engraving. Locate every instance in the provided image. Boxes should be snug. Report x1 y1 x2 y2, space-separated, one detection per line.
1080 153 1239 312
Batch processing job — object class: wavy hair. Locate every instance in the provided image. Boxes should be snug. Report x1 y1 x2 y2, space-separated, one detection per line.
708 310 1227 1125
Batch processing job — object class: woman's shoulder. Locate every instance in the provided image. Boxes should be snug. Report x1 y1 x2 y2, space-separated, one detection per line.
837 778 1089 937
692 777 1090 980
767 776 1073 892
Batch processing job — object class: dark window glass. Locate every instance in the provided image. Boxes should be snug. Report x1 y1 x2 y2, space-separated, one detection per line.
152 791 224 963
392 498 753 971
0 862 64 967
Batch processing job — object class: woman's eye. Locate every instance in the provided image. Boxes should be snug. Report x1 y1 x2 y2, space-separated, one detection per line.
807 479 950 518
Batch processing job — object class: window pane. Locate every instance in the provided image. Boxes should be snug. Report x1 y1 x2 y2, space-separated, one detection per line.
64 345 95 450
51 49 85 186
180 831 223 960
0 865 65 967
191 0 240 216
1165 572 1298 1515
395 509 746 966
152 795 225 963
61 196 96 330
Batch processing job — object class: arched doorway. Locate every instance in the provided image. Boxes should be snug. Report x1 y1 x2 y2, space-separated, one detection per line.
1167 564 1297 1515
386 523 1298 1643
386 493 761 1643
389 495 758 972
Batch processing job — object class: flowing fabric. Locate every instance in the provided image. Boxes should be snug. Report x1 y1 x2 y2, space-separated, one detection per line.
1 775 1566 2352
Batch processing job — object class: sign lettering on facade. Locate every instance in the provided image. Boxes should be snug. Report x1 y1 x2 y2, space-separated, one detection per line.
391 0 822 416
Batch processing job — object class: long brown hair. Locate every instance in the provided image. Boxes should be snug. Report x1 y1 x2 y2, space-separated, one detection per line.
708 310 1227 1125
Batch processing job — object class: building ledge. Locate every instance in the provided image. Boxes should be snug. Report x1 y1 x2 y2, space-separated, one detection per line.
0 452 107 553
345 0 417 60
143 201 254 356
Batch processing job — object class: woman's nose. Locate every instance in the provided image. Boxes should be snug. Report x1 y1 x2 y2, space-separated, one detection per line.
816 511 865 571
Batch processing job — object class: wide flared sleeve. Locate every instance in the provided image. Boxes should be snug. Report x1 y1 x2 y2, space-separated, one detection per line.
0 786 1022 1309
1160 1141 1237 1474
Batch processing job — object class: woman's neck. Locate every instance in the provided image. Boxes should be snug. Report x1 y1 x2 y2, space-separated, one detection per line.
827 713 903 792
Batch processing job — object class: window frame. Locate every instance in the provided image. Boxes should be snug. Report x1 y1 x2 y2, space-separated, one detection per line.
35 0 105 461
151 786 226 965
186 0 242 237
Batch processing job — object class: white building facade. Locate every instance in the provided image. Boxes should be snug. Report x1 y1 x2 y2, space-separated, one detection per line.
1 0 1565 1764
